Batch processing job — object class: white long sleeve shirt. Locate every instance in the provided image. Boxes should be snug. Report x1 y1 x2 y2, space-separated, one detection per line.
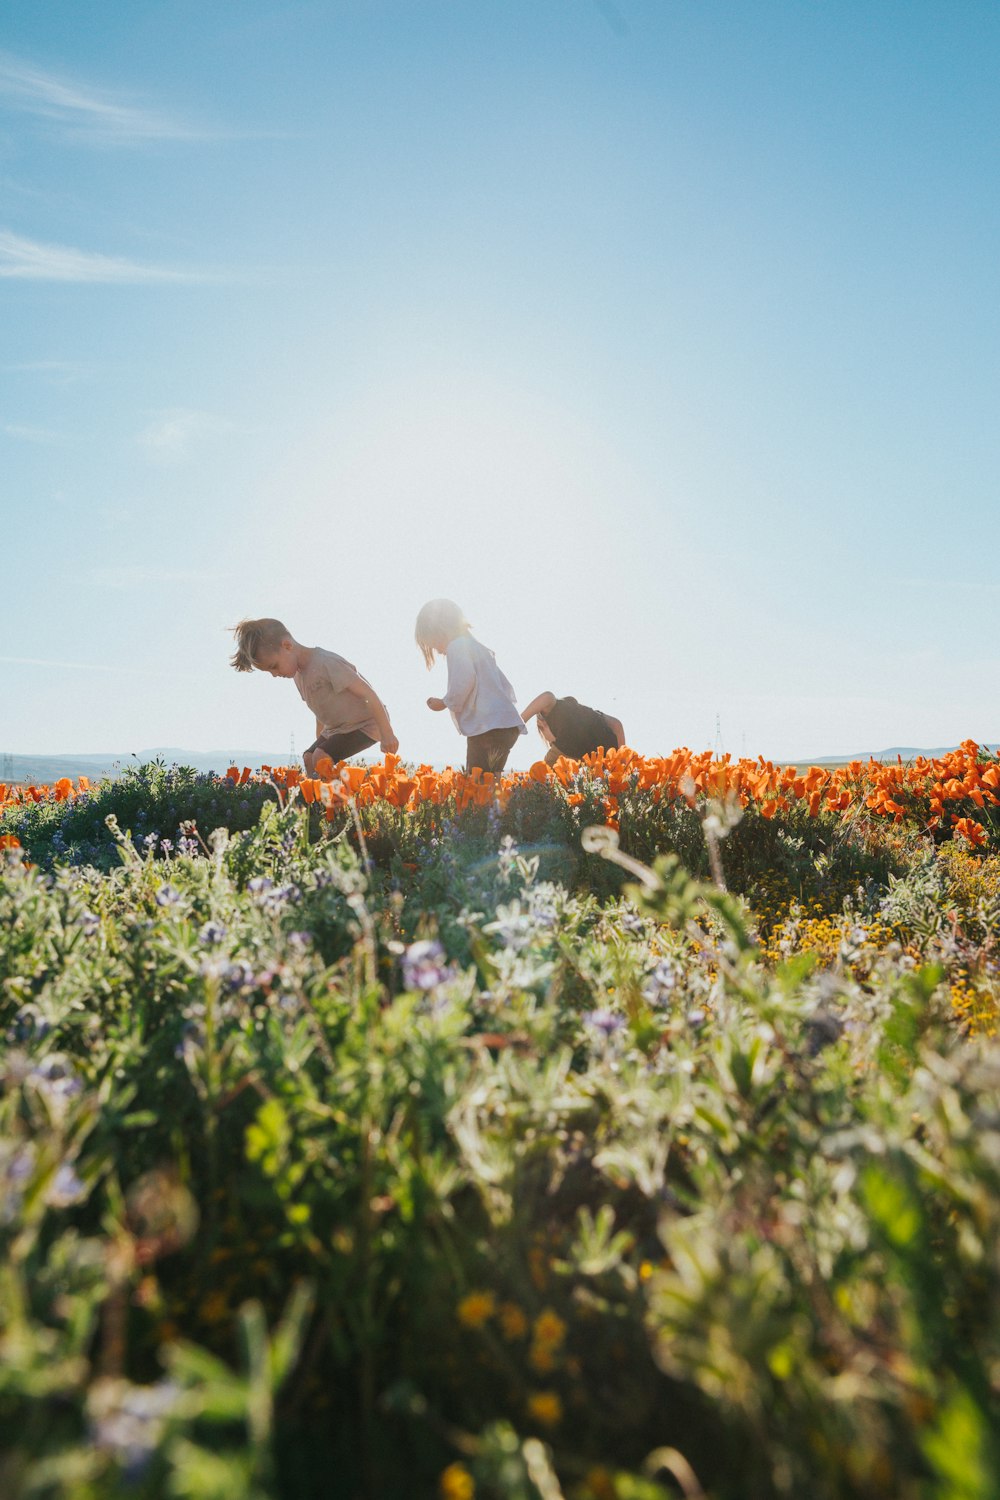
443 635 527 738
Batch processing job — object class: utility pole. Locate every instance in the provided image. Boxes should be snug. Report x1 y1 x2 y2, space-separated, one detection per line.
714 714 724 757
0 752 13 783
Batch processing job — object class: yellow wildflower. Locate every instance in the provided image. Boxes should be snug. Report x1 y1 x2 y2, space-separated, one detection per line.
532 1308 567 1349
527 1245 548 1290
528 1343 558 1374
457 1291 495 1330
527 1391 563 1428
440 1462 475 1500
134 1275 160 1310
499 1302 528 1340
585 1468 618 1500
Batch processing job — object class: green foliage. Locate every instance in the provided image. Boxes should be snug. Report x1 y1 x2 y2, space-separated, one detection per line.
0 762 280 872
3 783 1000 1498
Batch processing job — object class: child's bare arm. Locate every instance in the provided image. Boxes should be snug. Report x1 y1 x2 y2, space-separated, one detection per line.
345 673 399 754
520 691 556 723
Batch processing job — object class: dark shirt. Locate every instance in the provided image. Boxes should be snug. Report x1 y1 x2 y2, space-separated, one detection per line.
545 697 618 761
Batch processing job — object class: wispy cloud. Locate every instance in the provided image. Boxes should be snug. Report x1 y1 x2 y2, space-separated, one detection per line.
0 49 224 144
591 0 629 38
2 421 70 444
88 565 223 591
0 653 211 679
136 408 232 464
5 359 97 382
0 653 134 673
0 230 216 283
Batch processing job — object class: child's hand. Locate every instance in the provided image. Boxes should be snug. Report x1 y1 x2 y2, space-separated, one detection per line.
427 697 446 712
380 734 399 754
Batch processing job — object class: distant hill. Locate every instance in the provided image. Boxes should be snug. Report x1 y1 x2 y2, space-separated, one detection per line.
800 743 1000 767
4 742 999 785
3 749 293 785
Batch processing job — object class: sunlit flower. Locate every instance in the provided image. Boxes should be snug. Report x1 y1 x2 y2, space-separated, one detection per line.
498 1302 528 1340
583 1009 625 1038
46 1161 88 1208
30 1055 82 1103
88 1378 180 1481
643 958 676 1007
457 1290 495 1329
439 1463 475 1500
584 1467 618 1500
402 939 452 991
527 1390 562 1427
533 1308 567 1349
528 1343 558 1374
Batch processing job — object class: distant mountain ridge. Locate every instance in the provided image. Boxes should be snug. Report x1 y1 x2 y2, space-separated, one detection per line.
3 749 293 784
4 742 999 784
802 744 1000 767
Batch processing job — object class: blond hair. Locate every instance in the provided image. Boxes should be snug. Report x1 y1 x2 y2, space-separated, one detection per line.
229 617 289 673
414 599 470 669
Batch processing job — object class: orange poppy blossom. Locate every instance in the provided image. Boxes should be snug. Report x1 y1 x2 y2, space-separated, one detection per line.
953 817 988 848
2 741 997 847
277 740 999 843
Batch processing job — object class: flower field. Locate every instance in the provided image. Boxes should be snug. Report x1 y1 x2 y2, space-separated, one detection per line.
2 743 1000 1498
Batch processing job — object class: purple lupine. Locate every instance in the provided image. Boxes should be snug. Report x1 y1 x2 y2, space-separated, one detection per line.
401 940 451 992
643 959 677 1007
583 1009 626 1037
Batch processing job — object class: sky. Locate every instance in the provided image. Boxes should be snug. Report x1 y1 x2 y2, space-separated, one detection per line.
2 0 998 769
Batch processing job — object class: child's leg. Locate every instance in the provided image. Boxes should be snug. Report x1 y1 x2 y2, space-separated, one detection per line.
304 730 376 775
466 728 520 775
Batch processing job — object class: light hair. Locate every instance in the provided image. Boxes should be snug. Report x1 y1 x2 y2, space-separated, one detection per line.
229 617 290 673
414 599 470 669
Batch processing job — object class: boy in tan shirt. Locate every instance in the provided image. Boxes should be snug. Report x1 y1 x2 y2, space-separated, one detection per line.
230 618 398 775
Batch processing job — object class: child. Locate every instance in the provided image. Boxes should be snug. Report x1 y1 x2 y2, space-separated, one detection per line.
230 617 398 774
521 691 624 766
415 599 526 774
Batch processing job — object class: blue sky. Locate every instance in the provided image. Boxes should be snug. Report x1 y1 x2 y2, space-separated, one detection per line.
2 0 998 768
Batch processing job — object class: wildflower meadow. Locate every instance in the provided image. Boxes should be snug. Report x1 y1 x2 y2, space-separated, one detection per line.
2 742 1000 1499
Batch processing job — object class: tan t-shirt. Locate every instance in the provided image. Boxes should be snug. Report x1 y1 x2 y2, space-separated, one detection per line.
293 648 381 741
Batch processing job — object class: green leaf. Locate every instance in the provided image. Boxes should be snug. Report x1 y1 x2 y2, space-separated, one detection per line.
860 1160 922 1251
921 1385 996 1500
245 1097 290 1176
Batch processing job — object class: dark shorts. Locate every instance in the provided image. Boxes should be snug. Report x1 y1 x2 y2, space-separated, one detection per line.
466 726 520 776
304 729 376 765
546 699 619 761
